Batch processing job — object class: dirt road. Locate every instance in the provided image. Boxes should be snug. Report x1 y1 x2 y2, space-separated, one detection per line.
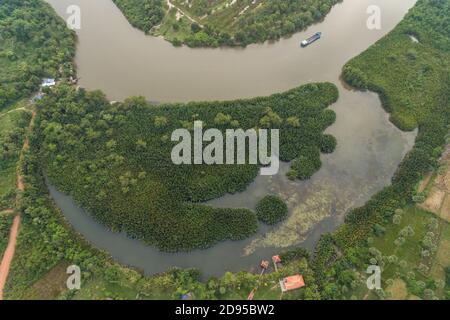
0 215 21 300
167 0 202 25
0 110 35 300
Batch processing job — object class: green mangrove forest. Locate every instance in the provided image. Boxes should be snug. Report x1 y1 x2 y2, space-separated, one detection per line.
36 83 338 251
2 0 450 301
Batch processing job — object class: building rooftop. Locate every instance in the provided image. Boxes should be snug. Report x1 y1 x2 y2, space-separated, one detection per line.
280 275 305 292
41 78 56 87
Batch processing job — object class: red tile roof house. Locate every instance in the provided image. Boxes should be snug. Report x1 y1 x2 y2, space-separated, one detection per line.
279 275 305 293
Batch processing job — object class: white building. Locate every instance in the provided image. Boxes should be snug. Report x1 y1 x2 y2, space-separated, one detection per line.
41 78 56 87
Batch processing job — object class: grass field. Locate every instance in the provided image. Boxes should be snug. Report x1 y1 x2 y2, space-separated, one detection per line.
430 221 450 297
355 206 450 300
418 146 450 222
372 207 433 276
14 261 71 300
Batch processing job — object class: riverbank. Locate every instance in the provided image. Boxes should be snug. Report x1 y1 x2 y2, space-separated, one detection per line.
114 0 340 48
312 0 450 299
40 0 416 277
46 0 416 102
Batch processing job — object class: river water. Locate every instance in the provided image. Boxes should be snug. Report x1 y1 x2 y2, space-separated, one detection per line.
46 0 417 277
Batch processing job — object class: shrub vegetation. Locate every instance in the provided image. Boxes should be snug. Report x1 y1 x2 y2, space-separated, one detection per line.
0 214 14 255
256 195 288 225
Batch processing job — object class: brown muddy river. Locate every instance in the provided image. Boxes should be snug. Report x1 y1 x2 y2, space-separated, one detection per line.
46 0 417 276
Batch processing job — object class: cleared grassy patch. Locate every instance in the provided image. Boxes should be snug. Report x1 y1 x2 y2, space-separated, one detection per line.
386 279 408 300
372 207 429 272
362 206 450 299
417 145 450 222
16 261 71 300
430 222 450 297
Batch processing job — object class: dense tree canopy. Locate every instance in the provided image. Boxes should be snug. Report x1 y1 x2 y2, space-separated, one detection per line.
112 0 165 33
342 0 449 131
0 0 75 110
36 83 337 251
256 194 288 225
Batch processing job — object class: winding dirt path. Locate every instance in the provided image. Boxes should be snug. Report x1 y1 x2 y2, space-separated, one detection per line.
0 110 35 300
167 0 202 26
0 215 21 300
